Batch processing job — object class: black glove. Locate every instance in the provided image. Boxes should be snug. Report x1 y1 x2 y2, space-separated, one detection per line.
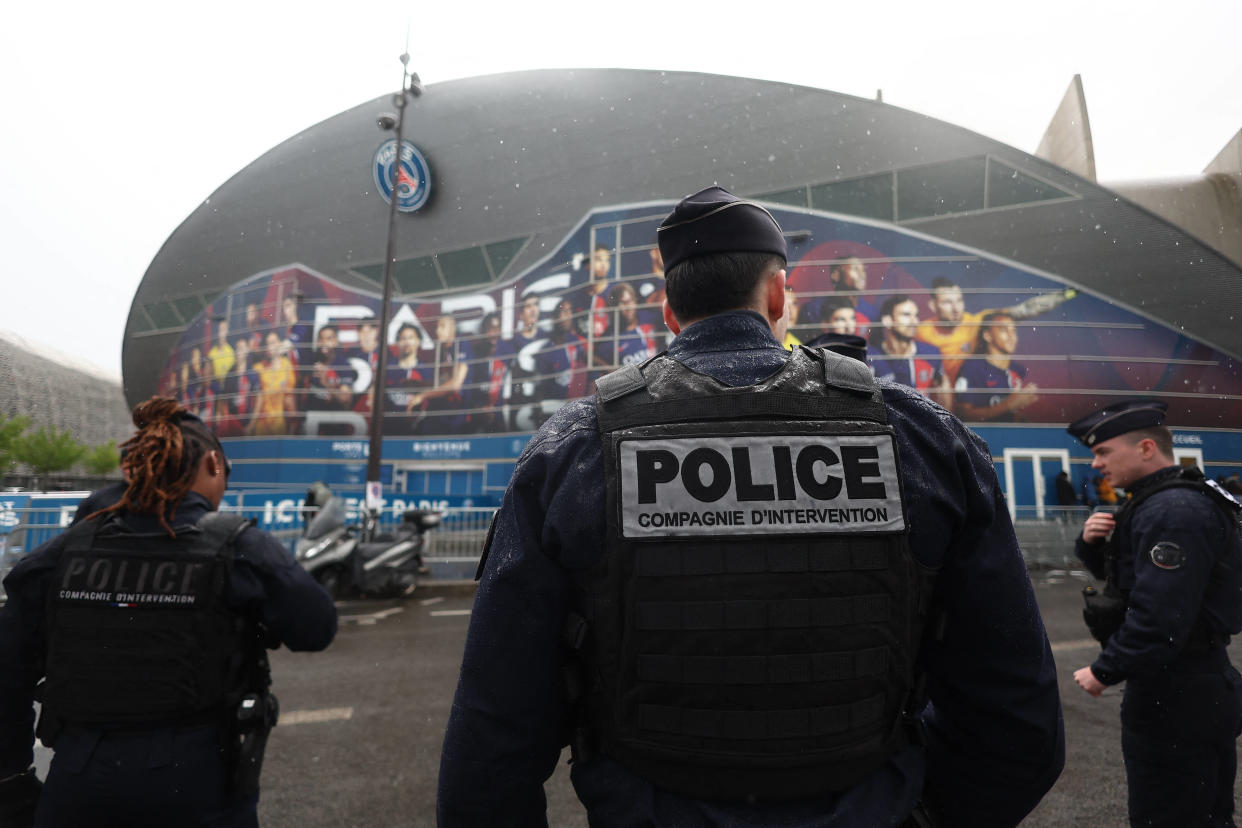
0 767 41 828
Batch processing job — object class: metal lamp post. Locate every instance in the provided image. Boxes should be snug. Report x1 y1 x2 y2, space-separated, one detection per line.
366 53 422 517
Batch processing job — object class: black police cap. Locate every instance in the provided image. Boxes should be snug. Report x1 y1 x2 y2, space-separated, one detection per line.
804 332 868 364
656 186 787 272
1066 399 1169 448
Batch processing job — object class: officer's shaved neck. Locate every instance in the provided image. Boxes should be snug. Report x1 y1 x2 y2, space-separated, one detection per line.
189 451 228 509
663 265 787 337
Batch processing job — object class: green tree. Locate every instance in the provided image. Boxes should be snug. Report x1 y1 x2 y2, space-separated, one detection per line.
0 413 32 476
14 426 87 479
83 439 122 476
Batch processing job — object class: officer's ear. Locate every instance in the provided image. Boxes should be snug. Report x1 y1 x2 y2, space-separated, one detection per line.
765 267 787 324
662 299 682 336
1136 437 1158 461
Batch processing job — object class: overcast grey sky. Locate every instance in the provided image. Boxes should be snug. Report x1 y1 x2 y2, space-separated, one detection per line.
2 0 1239 382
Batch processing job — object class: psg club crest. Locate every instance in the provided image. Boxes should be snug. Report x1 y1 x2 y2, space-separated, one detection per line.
373 139 432 212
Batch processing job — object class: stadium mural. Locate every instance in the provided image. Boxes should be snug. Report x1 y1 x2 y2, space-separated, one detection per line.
158 201 1242 444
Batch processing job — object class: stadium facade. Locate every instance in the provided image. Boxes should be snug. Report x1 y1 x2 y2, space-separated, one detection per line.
0 331 131 457
123 69 1242 524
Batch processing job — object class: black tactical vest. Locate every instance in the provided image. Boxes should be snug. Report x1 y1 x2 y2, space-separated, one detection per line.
1103 467 1241 636
43 511 254 728
576 346 937 801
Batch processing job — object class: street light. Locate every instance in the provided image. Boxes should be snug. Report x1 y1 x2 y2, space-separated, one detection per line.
366 53 422 518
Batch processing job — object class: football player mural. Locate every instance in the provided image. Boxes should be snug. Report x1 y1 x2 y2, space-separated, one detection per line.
159 202 1242 438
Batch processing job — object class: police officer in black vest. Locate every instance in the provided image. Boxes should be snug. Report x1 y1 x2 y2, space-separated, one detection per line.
438 187 1064 827
0 397 337 827
1069 400 1242 827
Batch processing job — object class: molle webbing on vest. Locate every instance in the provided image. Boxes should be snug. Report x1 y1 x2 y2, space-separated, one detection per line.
636 646 890 685
579 348 929 801
1107 468 1239 648
634 537 891 576
595 348 887 433
43 512 252 728
635 594 891 630
639 692 887 740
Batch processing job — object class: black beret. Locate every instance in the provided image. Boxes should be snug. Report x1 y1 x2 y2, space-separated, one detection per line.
657 187 787 272
804 332 868 364
1066 399 1169 448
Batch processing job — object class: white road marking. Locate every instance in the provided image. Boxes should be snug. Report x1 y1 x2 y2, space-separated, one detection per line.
430 609 472 617
1051 638 1099 653
281 706 355 726
419 596 445 606
339 607 404 625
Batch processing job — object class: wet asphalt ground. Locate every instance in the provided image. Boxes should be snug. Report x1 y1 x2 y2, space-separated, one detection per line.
32 572 1242 826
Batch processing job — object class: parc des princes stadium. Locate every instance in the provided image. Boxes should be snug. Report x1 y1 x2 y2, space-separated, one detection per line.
120 68 1242 525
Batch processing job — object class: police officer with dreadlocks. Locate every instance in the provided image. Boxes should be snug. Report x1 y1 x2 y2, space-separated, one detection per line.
437 187 1064 827
1069 399 1242 827
0 397 337 827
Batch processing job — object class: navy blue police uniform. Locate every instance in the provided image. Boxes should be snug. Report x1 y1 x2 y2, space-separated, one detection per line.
68 480 128 527
1070 401 1242 827
0 492 338 827
438 185 1063 828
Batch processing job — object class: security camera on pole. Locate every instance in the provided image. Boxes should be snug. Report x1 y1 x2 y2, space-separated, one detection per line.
366 53 422 525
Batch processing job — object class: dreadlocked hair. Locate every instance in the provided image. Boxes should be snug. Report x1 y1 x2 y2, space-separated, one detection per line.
88 396 224 536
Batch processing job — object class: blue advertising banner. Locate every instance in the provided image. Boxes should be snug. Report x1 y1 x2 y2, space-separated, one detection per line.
0 495 30 535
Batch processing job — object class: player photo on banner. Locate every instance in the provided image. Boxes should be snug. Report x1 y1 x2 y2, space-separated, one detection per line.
159 203 1242 437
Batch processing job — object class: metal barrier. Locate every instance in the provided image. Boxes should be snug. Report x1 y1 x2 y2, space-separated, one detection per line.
1013 506 1091 571
0 502 497 601
422 508 495 563
3 500 1086 600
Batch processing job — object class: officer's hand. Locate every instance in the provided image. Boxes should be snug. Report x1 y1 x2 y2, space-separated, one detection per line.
0 767 41 828
1081 511 1115 544
1074 666 1106 697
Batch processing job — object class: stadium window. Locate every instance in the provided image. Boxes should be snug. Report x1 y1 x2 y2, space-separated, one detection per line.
756 187 809 207
143 302 183 330
484 237 529 279
896 157 987 220
172 295 205 322
986 159 1074 208
393 256 443 294
131 309 155 333
811 173 895 221
437 247 492 289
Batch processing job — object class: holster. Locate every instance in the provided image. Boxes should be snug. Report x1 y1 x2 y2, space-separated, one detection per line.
32 680 63 750
1082 582 1127 644
230 691 279 797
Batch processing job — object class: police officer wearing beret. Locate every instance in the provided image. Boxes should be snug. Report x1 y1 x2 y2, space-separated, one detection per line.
1069 400 1242 827
0 397 338 827
437 186 1064 827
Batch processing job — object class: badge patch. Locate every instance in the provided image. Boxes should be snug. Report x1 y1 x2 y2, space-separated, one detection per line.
618 433 906 538
54 554 215 608
1149 542 1185 570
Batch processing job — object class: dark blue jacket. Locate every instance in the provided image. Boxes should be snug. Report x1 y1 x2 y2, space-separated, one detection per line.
0 492 338 778
438 311 1064 827
68 480 127 526
1076 466 1242 685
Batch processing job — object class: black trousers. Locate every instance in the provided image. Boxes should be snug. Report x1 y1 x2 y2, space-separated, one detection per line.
35 725 258 828
1121 663 1242 827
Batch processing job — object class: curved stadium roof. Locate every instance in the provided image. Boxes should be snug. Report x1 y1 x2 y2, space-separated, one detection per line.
124 68 1242 403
